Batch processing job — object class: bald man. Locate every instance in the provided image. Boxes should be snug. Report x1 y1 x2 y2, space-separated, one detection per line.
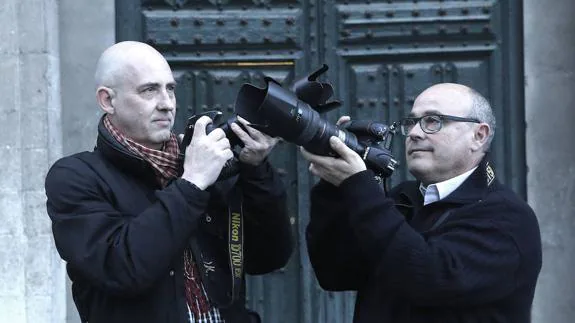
302 83 542 323
45 41 292 323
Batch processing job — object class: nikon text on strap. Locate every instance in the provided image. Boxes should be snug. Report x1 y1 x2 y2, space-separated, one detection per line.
227 184 244 306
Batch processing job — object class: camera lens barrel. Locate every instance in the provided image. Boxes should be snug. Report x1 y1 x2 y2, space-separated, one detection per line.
234 75 397 177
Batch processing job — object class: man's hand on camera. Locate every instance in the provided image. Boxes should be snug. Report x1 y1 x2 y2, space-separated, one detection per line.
231 116 279 166
300 136 367 187
181 116 234 190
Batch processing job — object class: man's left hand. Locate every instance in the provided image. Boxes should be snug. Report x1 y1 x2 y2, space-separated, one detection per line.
231 116 280 166
300 136 367 186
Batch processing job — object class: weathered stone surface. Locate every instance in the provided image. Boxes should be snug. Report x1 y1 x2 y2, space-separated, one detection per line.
525 1 575 322
0 1 18 54
0 0 67 322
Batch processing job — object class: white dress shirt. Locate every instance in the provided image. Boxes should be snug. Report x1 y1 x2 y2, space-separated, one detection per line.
419 167 478 206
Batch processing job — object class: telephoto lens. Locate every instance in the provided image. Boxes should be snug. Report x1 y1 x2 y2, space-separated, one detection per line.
234 77 398 178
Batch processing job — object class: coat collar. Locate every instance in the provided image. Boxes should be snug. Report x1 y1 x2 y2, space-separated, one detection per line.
396 154 497 207
95 115 157 183
434 154 497 204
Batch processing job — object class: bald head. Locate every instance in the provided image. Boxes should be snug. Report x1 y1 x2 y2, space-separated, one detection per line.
416 83 474 115
94 41 171 89
415 83 495 149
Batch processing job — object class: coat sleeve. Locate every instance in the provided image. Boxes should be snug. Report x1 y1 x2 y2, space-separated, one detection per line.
305 180 370 291
338 170 525 307
45 156 209 296
236 160 293 274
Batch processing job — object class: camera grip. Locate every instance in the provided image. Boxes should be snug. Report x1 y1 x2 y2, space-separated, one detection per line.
217 156 241 181
363 146 398 178
178 111 241 181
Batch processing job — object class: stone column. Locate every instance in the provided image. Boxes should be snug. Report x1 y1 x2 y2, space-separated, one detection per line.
525 0 575 322
0 0 66 322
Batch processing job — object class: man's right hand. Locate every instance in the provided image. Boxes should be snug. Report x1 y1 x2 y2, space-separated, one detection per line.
181 116 234 190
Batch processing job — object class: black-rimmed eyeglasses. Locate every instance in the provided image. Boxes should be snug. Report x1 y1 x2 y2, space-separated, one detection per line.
398 114 481 135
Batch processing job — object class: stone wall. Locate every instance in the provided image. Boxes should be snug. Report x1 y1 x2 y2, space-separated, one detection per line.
0 0 66 322
525 0 575 322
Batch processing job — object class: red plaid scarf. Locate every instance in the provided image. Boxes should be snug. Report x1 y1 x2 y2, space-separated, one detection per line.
103 115 218 320
103 115 179 187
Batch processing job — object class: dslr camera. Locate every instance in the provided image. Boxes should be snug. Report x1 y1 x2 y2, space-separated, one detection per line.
180 64 398 180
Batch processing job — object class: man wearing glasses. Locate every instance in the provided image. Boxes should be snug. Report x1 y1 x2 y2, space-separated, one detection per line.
301 83 542 323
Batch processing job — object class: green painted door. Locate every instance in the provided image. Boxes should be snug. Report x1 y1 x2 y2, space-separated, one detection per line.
116 0 524 321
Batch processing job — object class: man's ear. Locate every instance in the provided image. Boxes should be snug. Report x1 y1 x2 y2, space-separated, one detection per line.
471 123 490 151
96 87 116 114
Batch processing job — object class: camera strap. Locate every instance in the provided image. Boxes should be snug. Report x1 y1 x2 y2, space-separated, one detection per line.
227 184 244 305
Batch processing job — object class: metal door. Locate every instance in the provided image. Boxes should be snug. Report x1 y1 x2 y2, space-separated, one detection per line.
116 1 524 322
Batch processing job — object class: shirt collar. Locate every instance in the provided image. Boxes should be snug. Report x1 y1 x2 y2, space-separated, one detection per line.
419 166 478 205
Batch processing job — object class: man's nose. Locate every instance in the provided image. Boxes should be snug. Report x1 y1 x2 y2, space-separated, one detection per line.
158 89 175 110
407 121 425 140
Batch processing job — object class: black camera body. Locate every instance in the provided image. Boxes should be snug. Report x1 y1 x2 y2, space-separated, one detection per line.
178 111 243 181
180 64 398 180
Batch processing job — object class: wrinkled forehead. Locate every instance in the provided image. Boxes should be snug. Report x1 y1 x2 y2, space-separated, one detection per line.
119 54 175 88
409 87 472 117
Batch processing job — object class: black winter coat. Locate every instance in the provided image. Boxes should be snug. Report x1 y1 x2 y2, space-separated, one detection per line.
306 158 542 323
45 121 293 323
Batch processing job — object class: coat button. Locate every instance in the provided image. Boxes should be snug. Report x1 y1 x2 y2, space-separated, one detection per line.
205 215 212 223
169 270 175 276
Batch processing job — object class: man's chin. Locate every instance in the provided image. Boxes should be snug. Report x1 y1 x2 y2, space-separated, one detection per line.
151 131 172 144
407 159 431 178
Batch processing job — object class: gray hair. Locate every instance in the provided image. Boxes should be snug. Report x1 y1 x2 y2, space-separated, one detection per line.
467 88 496 150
